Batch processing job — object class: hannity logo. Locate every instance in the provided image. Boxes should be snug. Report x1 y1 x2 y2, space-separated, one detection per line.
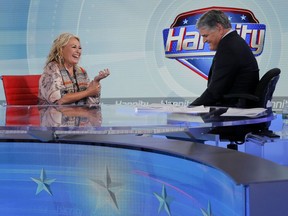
162 6 266 79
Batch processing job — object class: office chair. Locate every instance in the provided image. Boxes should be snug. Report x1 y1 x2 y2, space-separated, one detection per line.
1 74 41 105
1 75 41 127
208 68 281 150
223 68 281 110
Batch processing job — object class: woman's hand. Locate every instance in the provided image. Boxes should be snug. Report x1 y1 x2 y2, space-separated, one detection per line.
86 68 110 97
56 81 101 104
94 68 110 82
86 80 101 97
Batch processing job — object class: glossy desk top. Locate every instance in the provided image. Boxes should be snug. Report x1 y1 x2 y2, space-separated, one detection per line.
0 104 274 144
0 104 274 135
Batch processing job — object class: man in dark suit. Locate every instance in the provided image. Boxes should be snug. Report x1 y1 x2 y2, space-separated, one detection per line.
189 10 259 107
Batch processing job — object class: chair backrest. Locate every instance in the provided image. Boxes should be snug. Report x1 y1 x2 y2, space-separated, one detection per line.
1 74 41 105
254 68 281 109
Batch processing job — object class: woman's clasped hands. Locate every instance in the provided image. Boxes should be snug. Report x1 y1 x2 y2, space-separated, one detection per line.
87 69 110 97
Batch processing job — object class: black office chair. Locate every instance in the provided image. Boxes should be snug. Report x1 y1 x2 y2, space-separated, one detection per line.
224 68 281 110
208 68 281 150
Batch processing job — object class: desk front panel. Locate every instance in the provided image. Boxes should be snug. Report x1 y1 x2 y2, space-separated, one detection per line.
0 140 245 216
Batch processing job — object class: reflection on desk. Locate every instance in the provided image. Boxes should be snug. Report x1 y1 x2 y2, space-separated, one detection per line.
0 104 275 143
167 106 274 127
0 105 184 140
5 105 102 127
39 105 102 127
2 105 274 127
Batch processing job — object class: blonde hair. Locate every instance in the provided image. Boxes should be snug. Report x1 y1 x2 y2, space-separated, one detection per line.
45 32 80 67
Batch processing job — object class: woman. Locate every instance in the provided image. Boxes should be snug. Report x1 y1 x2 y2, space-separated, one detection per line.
38 32 109 105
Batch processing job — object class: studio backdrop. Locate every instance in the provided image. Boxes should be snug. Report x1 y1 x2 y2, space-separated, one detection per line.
0 0 286 111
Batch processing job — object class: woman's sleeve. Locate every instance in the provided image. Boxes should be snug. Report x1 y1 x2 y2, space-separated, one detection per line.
40 64 65 104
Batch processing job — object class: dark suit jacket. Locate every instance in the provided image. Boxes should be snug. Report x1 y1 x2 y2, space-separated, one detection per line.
190 30 259 107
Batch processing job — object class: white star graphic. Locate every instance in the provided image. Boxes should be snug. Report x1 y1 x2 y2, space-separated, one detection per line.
241 14 247 20
154 184 173 216
183 19 188 25
31 168 56 195
200 201 213 216
90 166 123 210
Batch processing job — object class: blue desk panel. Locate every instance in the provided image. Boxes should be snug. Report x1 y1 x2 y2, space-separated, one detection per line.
0 141 244 216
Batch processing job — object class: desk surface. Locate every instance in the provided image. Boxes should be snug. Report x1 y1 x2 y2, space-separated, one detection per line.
0 104 274 139
0 104 274 129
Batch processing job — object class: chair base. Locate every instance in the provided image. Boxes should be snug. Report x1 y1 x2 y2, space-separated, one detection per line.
227 143 238 150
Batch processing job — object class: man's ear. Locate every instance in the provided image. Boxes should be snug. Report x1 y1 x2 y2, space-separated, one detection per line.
216 23 226 35
216 23 224 31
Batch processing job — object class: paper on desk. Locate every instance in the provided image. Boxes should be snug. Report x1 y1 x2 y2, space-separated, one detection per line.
221 107 267 117
134 103 210 114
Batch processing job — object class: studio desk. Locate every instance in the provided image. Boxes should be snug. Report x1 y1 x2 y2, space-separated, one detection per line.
0 104 287 216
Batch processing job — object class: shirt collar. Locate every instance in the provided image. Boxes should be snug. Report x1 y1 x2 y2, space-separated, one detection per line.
222 29 234 39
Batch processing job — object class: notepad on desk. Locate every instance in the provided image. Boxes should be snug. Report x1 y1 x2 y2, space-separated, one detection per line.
134 103 210 114
220 107 267 117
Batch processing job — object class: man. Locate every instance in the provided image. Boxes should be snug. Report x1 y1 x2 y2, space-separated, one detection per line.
189 10 259 107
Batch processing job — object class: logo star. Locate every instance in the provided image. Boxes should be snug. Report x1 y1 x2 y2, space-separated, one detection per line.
31 168 56 195
200 201 212 216
183 19 188 25
241 14 247 20
90 166 123 210
154 184 173 216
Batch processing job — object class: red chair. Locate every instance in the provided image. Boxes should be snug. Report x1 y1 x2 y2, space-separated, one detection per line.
1 74 41 105
1 75 41 126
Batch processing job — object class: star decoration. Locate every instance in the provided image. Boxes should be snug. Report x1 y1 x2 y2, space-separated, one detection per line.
154 184 173 216
200 201 212 216
31 168 56 195
183 19 188 25
241 14 247 21
90 166 122 210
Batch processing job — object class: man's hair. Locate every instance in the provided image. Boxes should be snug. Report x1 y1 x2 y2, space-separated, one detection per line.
196 10 232 30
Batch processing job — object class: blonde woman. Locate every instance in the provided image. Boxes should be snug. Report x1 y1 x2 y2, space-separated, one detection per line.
38 32 109 105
